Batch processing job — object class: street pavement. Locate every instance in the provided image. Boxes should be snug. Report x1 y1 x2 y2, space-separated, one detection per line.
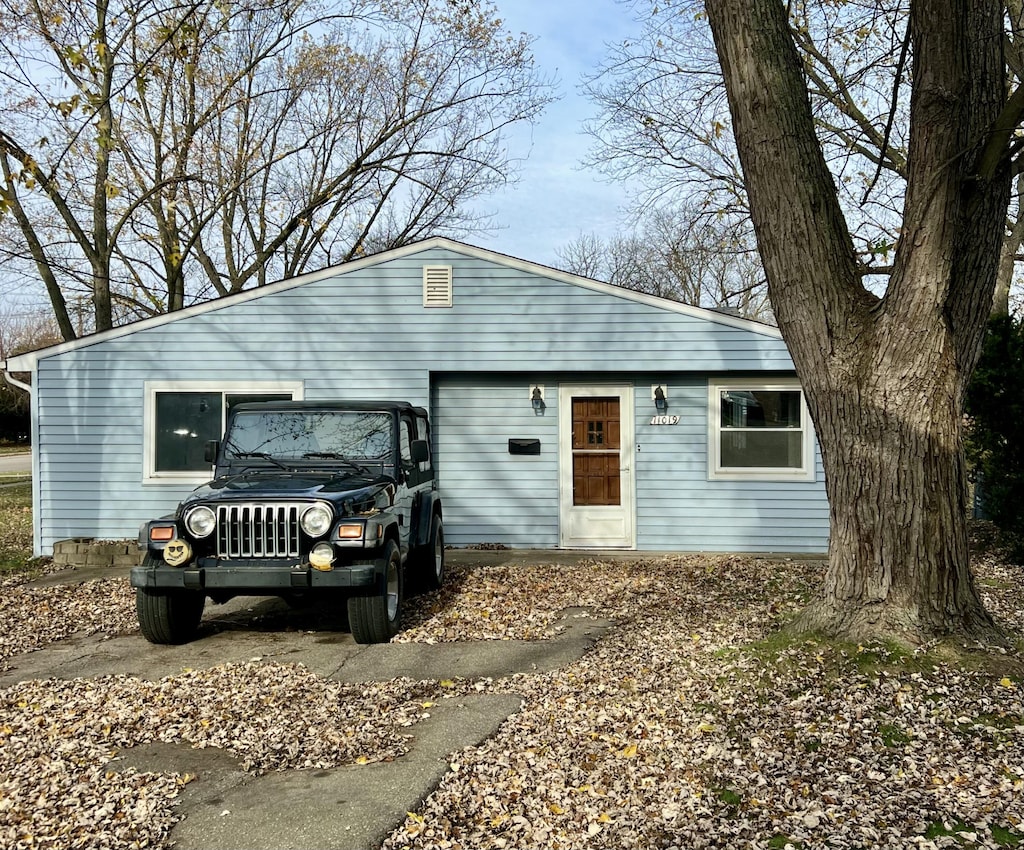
0 451 30 476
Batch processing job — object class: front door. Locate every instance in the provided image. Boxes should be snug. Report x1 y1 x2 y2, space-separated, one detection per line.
558 385 635 548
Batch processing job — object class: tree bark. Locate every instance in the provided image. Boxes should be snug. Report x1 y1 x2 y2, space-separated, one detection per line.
704 0 1009 642
91 0 114 333
992 174 1024 318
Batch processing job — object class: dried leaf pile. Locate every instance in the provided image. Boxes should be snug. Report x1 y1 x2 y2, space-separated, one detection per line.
387 558 1024 850
0 571 136 671
0 553 1022 849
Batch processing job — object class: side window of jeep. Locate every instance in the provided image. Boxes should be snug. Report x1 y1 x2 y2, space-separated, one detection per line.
399 418 415 481
415 414 431 473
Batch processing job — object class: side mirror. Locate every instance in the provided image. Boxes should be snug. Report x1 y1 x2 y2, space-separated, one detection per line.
204 440 221 464
411 439 429 464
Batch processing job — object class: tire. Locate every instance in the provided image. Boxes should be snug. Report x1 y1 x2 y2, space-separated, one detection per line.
136 586 206 644
347 539 402 644
421 515 445 591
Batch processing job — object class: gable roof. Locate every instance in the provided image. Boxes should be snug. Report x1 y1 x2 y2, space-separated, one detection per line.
2 237 780 372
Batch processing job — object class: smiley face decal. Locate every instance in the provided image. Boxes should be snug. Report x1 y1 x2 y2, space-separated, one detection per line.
163 539 193 567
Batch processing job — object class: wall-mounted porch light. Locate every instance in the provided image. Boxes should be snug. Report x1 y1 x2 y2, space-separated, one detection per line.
653 385 668 412
531 384 545 415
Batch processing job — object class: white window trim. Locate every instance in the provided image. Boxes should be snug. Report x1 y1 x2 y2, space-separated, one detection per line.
707 378 815 482
143 380 304 485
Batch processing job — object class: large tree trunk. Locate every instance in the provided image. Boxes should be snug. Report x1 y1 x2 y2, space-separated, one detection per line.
802 356 994 640
704 0 1009 643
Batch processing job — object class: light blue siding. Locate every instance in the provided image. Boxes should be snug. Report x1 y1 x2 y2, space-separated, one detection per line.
433 379 560 548
27 240 827 554
434 375 828 554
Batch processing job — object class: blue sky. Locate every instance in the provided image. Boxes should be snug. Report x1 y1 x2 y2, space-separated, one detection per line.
470 0 639 267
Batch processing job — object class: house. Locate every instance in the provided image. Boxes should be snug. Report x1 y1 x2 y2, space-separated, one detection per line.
1 238 828 557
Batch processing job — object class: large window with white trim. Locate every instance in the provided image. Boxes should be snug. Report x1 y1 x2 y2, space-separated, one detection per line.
708 379 815 481
144 381 303 482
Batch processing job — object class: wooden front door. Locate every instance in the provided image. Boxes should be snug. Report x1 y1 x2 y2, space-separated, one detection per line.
559 385 635 548
571 397 621 506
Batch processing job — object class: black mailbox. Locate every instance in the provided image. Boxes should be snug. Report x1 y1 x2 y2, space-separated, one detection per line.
508 438 541 456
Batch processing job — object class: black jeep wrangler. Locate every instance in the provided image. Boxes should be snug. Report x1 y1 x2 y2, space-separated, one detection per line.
131 400 443 645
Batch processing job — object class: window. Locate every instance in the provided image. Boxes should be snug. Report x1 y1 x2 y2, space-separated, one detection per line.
399 416 414 471
144 381 303 483
708 379 815 481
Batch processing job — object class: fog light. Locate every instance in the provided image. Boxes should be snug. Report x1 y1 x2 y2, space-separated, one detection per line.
163 539 192 567
309 542 335 570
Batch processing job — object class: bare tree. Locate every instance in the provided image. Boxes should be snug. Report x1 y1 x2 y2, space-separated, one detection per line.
704 0 1010 642
0 0 553 336
584 0 1024 317
556 209 772 321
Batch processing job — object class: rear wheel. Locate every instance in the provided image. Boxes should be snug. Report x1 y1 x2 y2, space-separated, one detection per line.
136 586 206 645
348 540 403 644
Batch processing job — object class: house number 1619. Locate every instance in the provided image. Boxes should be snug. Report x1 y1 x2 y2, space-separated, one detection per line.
649 415 680 425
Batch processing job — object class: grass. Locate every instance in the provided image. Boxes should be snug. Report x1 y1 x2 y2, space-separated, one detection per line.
740 624 1024 684
0 443 29 456
925 820 1024 847
0 482 35 574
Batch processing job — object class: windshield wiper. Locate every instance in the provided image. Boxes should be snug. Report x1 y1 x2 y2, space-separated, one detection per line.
232 451 290 470
301 452 371 474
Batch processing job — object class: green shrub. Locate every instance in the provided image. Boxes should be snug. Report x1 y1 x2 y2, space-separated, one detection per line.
966 315 1024 562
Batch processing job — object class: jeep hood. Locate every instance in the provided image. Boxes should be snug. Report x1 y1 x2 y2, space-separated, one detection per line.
182 469 393 509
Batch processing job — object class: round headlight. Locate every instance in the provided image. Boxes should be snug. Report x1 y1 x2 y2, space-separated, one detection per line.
301 503 333 537
185 506 216 538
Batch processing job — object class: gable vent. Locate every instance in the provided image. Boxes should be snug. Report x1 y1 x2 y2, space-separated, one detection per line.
423 265 453 307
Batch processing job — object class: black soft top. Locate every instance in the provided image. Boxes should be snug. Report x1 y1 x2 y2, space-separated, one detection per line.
230 400 427 418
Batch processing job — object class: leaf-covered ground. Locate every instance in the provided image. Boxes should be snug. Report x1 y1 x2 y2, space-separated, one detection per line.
0 552 1022 849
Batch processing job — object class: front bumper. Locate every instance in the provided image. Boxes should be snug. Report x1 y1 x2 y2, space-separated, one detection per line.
130 558 377 592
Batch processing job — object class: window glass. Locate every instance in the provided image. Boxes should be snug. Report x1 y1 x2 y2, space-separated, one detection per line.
711 382 812 479
153 391 291 473
721 390 801 428
399 419 413 464
224 411 393 460
721 431 804 468
415 414 429 444
154 392 221 472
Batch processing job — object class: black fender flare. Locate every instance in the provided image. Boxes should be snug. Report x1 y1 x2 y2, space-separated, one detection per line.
411 491 442 548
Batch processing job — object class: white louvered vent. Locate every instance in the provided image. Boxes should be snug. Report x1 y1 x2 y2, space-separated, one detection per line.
423 265 453 307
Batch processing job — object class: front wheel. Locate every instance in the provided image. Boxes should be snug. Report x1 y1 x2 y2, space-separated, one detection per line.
136 587 205 645
347 540 403 644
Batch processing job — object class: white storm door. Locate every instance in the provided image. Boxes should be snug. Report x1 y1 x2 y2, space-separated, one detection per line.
558 385 635 548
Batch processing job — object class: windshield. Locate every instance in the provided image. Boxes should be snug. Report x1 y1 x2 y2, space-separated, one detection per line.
224 410 393 462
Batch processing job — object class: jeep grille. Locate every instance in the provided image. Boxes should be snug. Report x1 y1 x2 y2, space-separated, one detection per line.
216 503 302 558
